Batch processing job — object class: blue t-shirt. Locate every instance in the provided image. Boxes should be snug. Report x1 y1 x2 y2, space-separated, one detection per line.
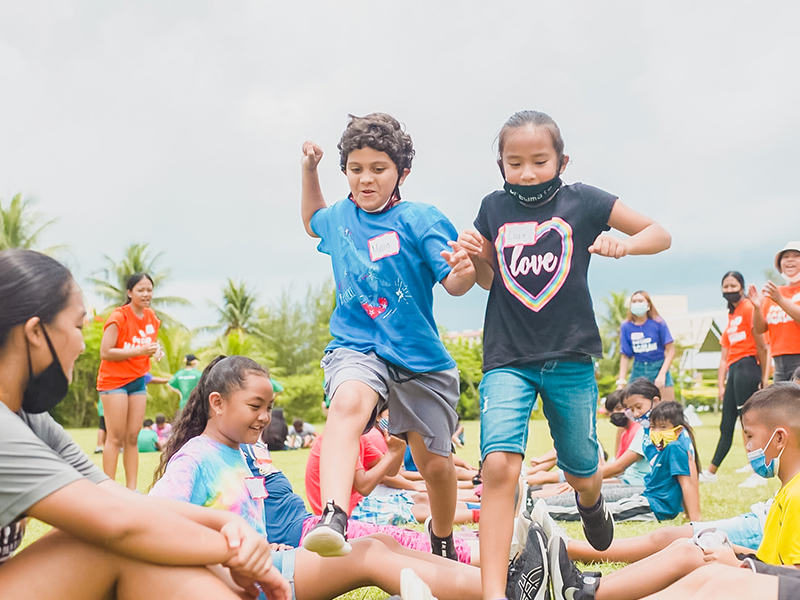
620 318 673 363
310 199 457 373
642 433 692 521
240 444 311 547
403 445 418 472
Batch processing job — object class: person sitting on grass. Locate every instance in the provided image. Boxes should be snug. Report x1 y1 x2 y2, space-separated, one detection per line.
137 418 160 452
150 355 493 600
0 249 289 600
522 383 800 600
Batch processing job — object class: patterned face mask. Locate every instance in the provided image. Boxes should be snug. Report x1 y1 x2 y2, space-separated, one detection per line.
650 425 682 451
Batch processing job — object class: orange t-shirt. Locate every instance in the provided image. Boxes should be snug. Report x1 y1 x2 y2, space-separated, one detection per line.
762 283 800 357
720 298 759 368
96 304 160 391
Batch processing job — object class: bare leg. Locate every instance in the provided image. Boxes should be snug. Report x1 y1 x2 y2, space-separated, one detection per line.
123 393 147 490
641 564 778 600
594 539 705 600
319 381 379 512
479 451 521 600
565 469 603 508
102 392 129 482
293 534 482 600
567 524 694 563
407 432 457 539
411 502 476 525
0 529 241 600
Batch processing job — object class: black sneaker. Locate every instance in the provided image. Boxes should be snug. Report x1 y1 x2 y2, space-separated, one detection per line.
425 517 457 561
575 492 614 551
302 500 352 557
506 522 549 600
548 535 601 600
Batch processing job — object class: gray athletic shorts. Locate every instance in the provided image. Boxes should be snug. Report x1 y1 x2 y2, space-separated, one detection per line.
321 348 459 457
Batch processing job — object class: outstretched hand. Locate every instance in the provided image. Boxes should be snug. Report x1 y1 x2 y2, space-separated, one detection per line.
301 141 324 170
747 284 764 308
589 233 629 259
441 240 476 278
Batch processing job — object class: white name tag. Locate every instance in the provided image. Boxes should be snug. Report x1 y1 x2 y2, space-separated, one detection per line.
368 232 400 261
145 324 155 335
244 477 268 500
503 222 538 247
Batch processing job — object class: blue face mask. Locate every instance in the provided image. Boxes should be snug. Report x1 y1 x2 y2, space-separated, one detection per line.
747 429 784 479
626 407 651 430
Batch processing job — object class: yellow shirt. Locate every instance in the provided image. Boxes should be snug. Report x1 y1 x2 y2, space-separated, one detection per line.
757 471 800 565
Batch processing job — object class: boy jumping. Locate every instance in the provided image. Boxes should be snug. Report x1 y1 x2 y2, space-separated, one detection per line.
299 113 475 559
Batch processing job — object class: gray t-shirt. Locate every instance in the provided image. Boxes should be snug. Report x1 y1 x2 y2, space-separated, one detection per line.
0 403 108 563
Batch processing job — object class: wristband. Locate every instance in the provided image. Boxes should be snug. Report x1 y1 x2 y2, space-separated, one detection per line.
615 379 627 386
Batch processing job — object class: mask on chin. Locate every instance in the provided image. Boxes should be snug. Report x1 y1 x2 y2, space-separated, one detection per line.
23 325 69 414
503 176 562 207
780 271 800 285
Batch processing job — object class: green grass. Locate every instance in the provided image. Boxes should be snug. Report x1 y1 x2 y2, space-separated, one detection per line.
24 415 778 599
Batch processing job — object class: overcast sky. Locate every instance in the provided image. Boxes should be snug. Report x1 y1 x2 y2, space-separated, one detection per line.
2 1 798 335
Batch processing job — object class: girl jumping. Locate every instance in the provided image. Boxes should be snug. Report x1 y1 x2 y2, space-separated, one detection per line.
458 109 671 600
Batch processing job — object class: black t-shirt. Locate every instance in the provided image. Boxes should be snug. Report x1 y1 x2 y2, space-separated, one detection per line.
474 183 617 371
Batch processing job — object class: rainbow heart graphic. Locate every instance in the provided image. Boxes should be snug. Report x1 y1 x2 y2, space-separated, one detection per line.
495 217 573 312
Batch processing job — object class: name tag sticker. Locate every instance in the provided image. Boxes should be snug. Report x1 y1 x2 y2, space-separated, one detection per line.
245 477 268 499
503 222 538 247
145 324 155 335
368 232 400 261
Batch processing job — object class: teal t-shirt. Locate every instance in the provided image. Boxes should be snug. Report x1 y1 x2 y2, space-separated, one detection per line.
137 429 159 452
168 367 203 409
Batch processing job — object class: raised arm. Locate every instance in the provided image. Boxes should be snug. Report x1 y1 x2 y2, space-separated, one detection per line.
590 200 672 259
301 141 327 238
748 284 768 334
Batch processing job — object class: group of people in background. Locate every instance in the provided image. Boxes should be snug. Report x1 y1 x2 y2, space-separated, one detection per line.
2 107 800 600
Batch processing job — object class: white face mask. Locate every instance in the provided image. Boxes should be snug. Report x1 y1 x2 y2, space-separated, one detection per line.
630 301 649 317
780 271 800 284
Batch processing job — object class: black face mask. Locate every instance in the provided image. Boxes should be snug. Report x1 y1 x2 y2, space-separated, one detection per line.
609 412 630 428
503 175 562 207
23 325 69 414
722 291 742 305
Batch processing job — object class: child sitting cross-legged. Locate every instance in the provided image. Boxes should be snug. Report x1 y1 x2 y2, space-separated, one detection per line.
516 383 800 600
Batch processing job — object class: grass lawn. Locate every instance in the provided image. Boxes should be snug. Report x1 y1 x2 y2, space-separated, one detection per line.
22 414 778 599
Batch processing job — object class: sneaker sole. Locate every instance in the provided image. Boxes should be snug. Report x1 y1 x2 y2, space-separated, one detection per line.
302 526 353 557
547 536 567 600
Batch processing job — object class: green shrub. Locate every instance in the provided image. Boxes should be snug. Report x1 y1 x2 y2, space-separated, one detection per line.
274 373 326 424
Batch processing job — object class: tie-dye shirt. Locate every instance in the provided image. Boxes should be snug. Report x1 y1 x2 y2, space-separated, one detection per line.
149 435 265 535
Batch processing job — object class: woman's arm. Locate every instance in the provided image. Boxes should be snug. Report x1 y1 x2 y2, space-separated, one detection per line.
301 142 327 238
717 347 729 403
591 200 672 258
618 354 630 387
755 333 768 385
99 323 157 362
656 342 676 389
748 285 768 334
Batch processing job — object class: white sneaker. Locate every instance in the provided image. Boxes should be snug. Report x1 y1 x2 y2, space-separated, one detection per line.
739 473 769 488
698 469 718 483
530 499 571 546
400 568 437 600
735 463 754 474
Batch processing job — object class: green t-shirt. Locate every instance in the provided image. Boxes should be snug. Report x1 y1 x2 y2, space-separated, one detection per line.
137 428 159 453
168 367 203 409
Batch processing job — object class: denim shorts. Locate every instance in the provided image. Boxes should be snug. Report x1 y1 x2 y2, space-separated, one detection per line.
259 549 296 600
691 511 763 551
98 375 147 396
631 359 674 387
479 358 600 478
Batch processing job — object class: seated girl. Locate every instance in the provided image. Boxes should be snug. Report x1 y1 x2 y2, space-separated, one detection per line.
150 355 486 600
0 249 289 600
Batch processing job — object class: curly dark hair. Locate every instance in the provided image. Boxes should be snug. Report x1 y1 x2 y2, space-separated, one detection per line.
151 355 269 487
338 113 415 173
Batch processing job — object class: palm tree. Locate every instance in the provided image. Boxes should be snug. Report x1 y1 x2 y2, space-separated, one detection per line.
0 193 62 252
87 243 190 315
210 279 260 335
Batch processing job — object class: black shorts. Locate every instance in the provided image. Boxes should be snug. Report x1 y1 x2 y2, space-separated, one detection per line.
98 416 106 431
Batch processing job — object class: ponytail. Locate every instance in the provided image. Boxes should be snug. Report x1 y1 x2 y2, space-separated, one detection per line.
650 401 702 473
152 355 269 487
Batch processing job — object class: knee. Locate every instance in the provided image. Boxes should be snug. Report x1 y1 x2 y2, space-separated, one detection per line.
416 453 454 482
124 432 139 446
482 453 522 487
328 389 374 422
